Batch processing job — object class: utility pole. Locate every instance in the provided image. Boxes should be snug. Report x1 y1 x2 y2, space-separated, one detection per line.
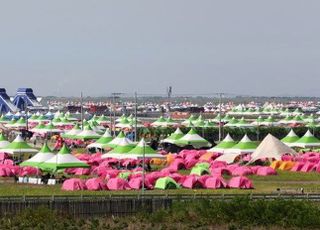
111 93 122 137
218 93 223 142
80 92 84 130
167 86 172 117
134 92 138 142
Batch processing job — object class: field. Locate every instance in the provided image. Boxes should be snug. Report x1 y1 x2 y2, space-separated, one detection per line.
1 170 320 196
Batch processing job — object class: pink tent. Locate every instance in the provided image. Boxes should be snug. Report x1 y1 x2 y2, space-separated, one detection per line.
77 154 91 161
146 171 163 185
228 176 253 189
74 168 91 176
0 153 10 161
198 175 211 184
107 178 129 190
128 177 153 190
160 167 176 175
205 176 228 189
169 173 186 184
64 168 77 174
85 178 107 191
121 159 138 168
182 175 204 189
231 166 253 176
300 162 316 172
169 159 186 171
62 179 86 191
0 166 13 177
226 164 240 171
281 155 294 162
103 169 120 179
291 162 305 172
19 167 41 177
256 167 277 176
210 161 227 169
210 167 231 176
313 163 320 173
9 165 21 175
184 158 198 169
2 159 13 166
250 166 262 174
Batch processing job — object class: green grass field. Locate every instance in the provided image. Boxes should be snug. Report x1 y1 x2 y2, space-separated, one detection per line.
1 170 319 196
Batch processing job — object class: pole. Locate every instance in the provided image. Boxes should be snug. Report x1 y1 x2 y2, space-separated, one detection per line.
134 92 138 142
141 140 146 194
218 93 222 142
80 92 83 130
112 94 116 137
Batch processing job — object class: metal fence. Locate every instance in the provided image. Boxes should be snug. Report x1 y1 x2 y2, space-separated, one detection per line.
0 193 319 218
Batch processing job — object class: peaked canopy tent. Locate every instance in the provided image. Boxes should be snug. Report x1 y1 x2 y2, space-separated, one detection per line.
75 125 101 140
174 128 212 149
104 138 164 159
208 133 237 153
86 129 113 150
102 138 136 158
30 122 46 134
1 135 38 154
291 130 320 148
61 124 82 139
0 133 10 148
281 129 300 147
161 128 184 144
105 131 134 149
151 116 166 127
39 145 89 172
5 117 27 129
250 134 296 162
20 143 55 167
181 115 197 126
41 122 63 134
225 134 258 154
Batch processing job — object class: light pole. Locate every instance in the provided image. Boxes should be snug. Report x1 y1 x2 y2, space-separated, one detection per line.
134 92 138 142
218 93 223 142
80 92 84 130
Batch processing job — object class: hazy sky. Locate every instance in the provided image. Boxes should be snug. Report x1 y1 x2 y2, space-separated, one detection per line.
0 1 320 97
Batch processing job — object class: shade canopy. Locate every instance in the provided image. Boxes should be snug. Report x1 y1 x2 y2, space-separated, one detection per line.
208 134 237 153
175 128 211 149
20 143 55 167
225 134 258 154
40 145 89 171
161 128 184 144
291 130 320 148
1 135 37 154
281 129 300 147
250 134 296 162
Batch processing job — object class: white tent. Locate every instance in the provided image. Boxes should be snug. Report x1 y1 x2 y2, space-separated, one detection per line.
250 134 296 162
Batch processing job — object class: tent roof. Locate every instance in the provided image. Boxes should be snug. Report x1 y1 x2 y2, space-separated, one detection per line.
250 134 296 162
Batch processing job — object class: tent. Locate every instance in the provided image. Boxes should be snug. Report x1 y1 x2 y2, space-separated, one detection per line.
225 134 258 154
39 145 89 171
76 125 101 140
20 142 55 167
0 133 10 148
103 138 136 158
30 122 46 133
154 177 179 189
105 131 134 149
291 130 320 148
250 134 296 162
213 153 242 164
151 116 166 127
62 124 82 139
86 129 113 150
281 129 300 147
1 135 37 154
228 176 253 189
62 179 86 191
161 128 184 144
41 122 63 134
208 133 237 153
181 115 197 126
175 128 211 149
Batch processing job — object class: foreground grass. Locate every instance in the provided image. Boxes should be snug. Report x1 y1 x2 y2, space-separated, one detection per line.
0 170 319 196
1 198 320 229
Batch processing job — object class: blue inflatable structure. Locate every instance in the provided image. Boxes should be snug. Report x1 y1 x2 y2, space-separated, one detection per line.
12 88 42 111
0 88 18 114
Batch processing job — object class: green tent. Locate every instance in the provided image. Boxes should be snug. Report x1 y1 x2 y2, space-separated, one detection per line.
86 129 113 150
39 144 89 171
161 128 185 144
226 134 258 154
62 124 82 139
190 165 210 176
0 133 10 148
291 130 320 148
105 131 134 149
281 129 300 147
154 177 179 190
209 133 237 153
1 135 37 154
20 143 55 167
175 128 211 148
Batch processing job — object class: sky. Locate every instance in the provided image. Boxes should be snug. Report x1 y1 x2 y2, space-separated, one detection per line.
0 1 320 97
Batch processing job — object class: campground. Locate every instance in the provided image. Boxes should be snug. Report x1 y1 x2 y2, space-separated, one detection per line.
2 170 320 196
